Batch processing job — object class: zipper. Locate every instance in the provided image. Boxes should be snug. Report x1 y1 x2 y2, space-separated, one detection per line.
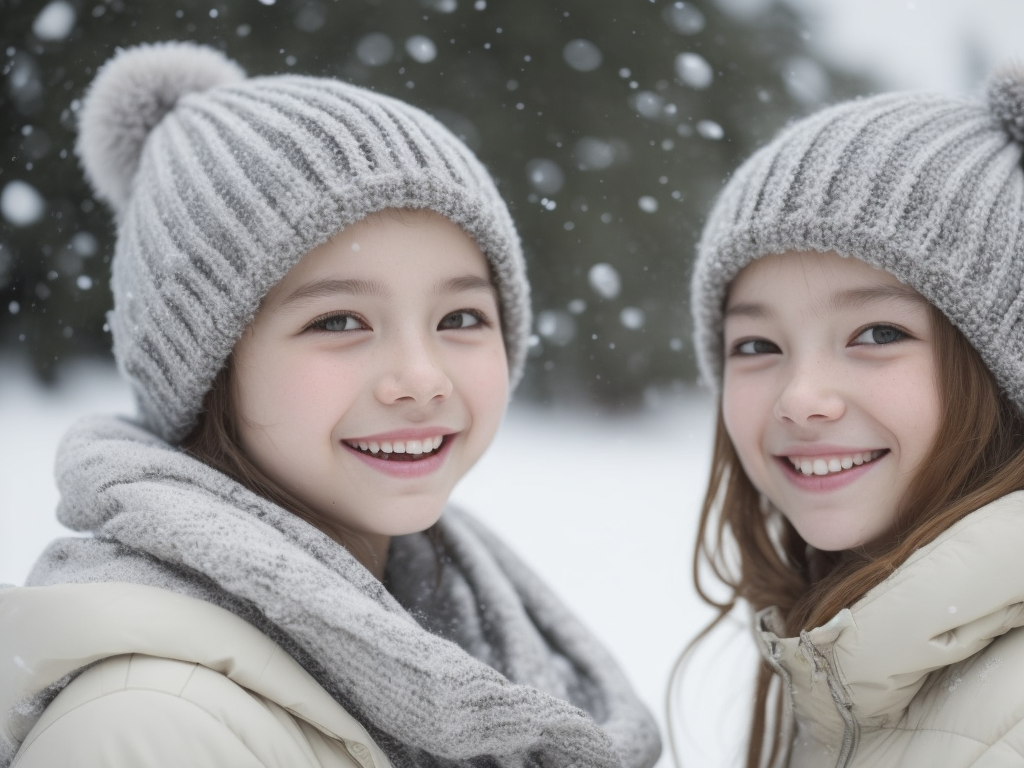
798 632 859 768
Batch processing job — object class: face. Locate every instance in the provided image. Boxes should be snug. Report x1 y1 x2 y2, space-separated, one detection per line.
232 210 508 559
722 251 942 552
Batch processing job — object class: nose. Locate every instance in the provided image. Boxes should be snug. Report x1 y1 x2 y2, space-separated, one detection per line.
373 334 453 406
772 356 846 425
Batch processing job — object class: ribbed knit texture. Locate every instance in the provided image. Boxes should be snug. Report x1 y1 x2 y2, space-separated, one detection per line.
77 43 529 443
692 72 1024 412
11 415 661 768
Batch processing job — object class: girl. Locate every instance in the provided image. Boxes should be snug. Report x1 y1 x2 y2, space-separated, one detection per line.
684 66 1024 767
0 42 661 768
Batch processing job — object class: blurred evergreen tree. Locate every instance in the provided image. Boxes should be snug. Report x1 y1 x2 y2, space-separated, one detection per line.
0 0 872 406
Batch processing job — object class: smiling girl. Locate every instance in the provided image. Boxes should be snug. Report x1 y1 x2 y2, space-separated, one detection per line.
682 67 1024 767
0 43 660 768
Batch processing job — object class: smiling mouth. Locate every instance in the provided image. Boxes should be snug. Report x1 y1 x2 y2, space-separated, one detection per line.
784 449 887 477
345 436 446 462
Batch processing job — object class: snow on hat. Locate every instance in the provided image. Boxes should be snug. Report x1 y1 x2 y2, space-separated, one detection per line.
691 65 1024 412
77 41 530 443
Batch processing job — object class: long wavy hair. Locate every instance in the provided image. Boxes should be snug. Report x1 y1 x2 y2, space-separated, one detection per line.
679 304 1024 768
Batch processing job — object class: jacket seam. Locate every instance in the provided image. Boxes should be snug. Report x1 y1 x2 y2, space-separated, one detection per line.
873 724 989 744
968 737 1024 765
13 687 274 767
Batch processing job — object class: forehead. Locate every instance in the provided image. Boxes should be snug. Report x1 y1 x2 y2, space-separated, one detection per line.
264 210 492 303
727 251 915 309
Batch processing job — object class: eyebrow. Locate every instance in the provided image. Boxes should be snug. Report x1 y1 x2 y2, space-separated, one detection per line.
280 278 390 307
434 275 498 297
725 283 927 320
279 274 497 308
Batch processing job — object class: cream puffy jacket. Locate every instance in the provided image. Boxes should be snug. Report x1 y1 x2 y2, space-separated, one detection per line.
755 492 1024 768
0 582 392 768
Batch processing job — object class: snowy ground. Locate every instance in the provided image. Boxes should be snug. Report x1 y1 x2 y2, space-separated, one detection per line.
0 357 756 766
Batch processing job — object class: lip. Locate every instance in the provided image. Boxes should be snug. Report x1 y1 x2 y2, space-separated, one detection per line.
343 432 456 479
774 451 885 492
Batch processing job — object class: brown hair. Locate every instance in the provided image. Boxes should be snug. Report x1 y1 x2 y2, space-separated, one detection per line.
681 304 1024 768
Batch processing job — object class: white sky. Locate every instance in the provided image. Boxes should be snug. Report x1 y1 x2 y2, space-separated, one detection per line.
780 0 1024 92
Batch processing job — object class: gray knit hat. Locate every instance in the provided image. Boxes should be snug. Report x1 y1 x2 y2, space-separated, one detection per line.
77 41 530 443
692 66 1024 412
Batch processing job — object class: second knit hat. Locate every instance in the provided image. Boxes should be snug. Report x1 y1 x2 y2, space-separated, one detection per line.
691 67 1024 412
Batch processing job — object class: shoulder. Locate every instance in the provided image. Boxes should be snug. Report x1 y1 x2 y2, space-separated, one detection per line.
13 654 382 768
910 625 1024 754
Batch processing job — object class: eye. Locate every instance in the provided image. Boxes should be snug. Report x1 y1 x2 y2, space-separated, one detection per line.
732 338 780 356
438 310 487 330
851 324 907 345
308 313 367 333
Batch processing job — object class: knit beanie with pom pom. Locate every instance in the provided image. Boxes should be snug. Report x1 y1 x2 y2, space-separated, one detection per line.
691 65 1024 413
76 41 530 443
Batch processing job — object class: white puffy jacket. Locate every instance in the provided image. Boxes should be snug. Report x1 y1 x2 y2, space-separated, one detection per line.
0 582 392 768
756 492 1024 767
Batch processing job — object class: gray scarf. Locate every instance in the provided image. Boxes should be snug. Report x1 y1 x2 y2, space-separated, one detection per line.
22 415 660 768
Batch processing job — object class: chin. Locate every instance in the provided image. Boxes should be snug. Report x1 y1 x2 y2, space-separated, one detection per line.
791 524 864 553
800 529 885 553
375 508 448 537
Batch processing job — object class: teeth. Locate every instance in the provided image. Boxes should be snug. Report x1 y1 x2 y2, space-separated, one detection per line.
346 436 446 457
788 450 884 477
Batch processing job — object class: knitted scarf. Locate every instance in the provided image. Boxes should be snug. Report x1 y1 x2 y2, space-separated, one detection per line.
19 415 660 768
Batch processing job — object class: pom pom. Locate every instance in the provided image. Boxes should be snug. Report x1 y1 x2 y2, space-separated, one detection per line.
76 42 246 212
987 63 1024 144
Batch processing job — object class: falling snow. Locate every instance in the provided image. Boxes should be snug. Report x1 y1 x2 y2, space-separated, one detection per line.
1 181 46 227
32 1 76 42
638 196 659 213
620 307 646 330
356 33 394 66
536 309 577 346
588 263 621 300
675 52 714 90
562 39 602 73
783 56 830 105
633 91 667 120
405 35 438 64
526 159 565 195
696 119 725 140
663 2 706 35
574 137 617 171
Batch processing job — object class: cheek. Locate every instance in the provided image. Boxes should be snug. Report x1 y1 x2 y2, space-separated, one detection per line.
861 358 942 459
893 366 943 462
458 343 509 428
721 375 761 454
236 351 362 440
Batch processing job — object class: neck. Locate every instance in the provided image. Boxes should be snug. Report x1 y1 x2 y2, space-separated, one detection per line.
362 534 391 581
343 531 391 581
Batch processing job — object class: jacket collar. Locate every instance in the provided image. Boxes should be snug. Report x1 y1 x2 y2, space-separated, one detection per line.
756 492 1024 755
